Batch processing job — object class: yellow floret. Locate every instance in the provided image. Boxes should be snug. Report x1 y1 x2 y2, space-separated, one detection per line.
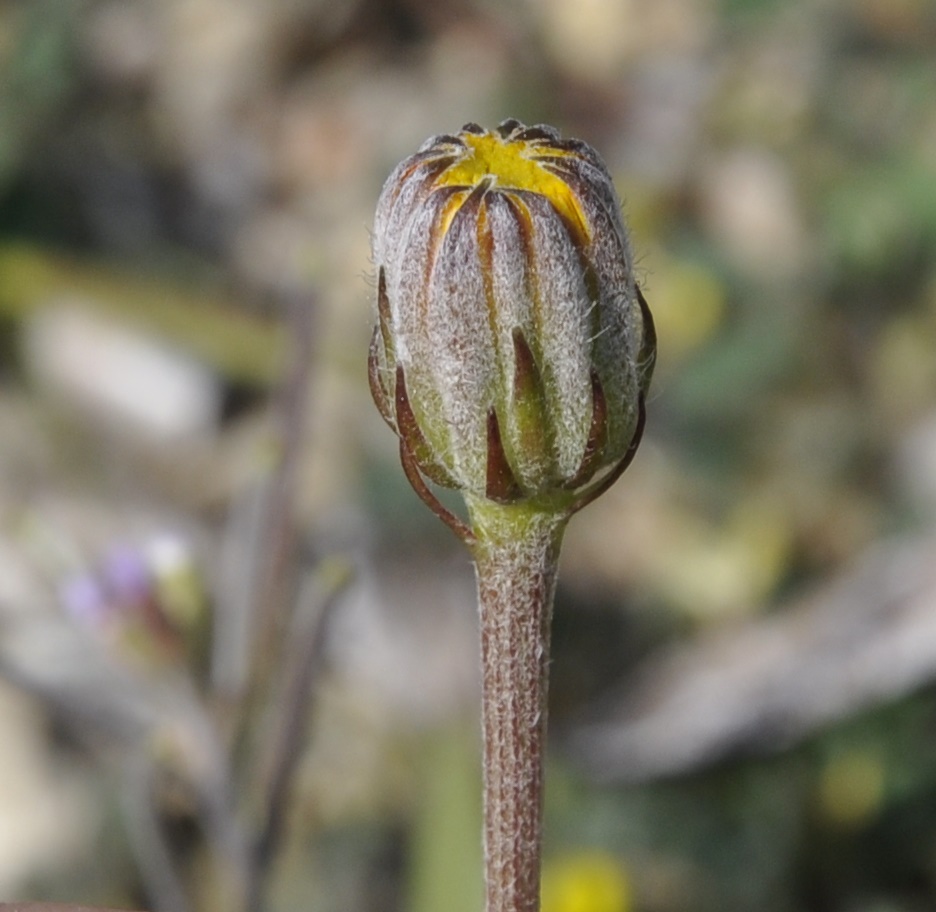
438 132 590 246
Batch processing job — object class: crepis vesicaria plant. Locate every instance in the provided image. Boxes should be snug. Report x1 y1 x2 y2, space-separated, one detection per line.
368 120 655 912
369 119 655 534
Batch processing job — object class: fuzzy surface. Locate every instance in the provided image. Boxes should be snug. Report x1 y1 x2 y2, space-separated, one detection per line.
370 120 654 502
468 499 567 912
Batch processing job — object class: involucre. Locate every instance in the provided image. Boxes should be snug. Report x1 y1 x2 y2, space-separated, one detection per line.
369 119 655 516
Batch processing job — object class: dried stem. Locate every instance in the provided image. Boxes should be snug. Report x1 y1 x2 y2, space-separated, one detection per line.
120 753 191 912
251 287 316 677
246 559 352 912
466 498 568 912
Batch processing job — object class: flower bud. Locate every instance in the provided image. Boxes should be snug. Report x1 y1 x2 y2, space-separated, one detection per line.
369 119 655 517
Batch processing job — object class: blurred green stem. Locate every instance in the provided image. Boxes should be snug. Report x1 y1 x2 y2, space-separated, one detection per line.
466 498 568 912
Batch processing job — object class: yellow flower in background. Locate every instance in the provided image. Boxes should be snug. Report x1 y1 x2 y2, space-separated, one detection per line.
645 255 725 365
541 852 632 912
819 750 885 829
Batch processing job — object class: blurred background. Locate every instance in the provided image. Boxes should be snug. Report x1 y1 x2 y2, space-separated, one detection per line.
1 0 936 910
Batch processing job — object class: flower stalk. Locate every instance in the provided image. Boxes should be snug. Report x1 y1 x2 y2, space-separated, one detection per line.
368 120 655 912
468 499 566 912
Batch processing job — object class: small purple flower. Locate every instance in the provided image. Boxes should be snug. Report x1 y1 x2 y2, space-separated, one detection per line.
59 573 110 627
101 542 153 607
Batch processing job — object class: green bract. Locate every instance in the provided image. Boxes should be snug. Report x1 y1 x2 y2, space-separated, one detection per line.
369 119 655 520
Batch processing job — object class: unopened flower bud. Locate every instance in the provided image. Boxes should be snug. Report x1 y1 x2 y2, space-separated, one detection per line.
369 119 655 521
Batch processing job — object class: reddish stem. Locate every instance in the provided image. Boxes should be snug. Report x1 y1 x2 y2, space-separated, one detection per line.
468 501 567 912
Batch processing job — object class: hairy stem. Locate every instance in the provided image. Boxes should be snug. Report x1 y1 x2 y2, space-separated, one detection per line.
467 498 568 912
